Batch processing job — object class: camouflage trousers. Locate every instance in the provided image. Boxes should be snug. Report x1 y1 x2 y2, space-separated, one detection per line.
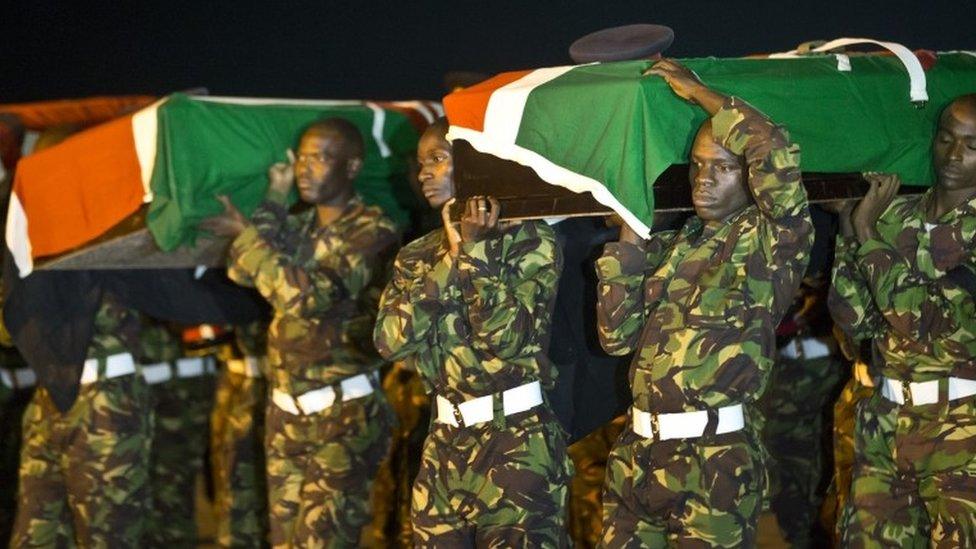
411 407 574 548
567 414 626 549
601 410 767 548
841 391 976 548
211 368 269 548
761 354 844 547
266 389 393 548
146 373 216 547
11 373 153 548
1 382 33 547
370 362 430 547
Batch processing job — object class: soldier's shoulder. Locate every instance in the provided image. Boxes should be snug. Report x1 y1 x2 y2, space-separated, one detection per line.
397 229 443 262
509 219 557 243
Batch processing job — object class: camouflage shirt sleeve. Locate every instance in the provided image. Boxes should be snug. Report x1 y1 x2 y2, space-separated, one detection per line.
854 233 970 341
713 97 812 319
374 243 447 362
829 235 885 340
228 216 397 318
456 221 562 360
594 232 674 356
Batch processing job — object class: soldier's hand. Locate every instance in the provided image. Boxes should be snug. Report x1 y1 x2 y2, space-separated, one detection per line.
460 196 500 244
852 172 900 243
268 149 296 195
645 59 707 103
440 198 462 256
200 195 248 238
820 199 857 237
618 220 645 247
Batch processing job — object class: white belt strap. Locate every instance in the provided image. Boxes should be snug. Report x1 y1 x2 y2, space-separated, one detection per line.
632 404 745 441
141 362 173 385
435 380 544 428
226 356 265 378
176 356 216 378
1 367 37 390
881 376 976 406
80 353 137 385
779 336 834 360
768 37 928 103
272 372 375 415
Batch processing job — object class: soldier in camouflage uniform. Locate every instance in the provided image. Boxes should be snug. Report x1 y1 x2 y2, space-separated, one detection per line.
139 318 216 547
205 117 398 547
595 59 812 547
375 119 573 547
12 293 152 548
760 276 845 548
828 94 976 547
210 320 270 548
0 342 34 547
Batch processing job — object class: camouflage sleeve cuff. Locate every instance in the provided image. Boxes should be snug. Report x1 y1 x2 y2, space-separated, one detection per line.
265 188 290 206
596 242 646 280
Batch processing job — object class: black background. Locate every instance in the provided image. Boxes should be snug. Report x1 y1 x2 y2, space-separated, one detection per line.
2 0 973 103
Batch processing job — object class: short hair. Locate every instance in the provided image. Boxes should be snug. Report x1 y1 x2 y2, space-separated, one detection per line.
423 117 449 141
303 117 365 158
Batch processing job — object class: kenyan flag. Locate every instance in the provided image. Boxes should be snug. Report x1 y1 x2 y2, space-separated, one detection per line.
444 53 976 236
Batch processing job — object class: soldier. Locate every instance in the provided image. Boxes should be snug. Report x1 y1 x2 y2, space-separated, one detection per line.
595 59 812 547
0 339 33 546
374 118 573 547
210 320 270 548
203 117 398 547
139 318 217 547
760 272 845 548
827 94 976 547
12 293 152 547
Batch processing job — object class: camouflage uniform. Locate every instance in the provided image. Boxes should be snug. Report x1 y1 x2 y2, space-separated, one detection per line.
12 295 152 548
760 282 845 548
829 190 976 547
375 221 574 547
0 346 34 547
595 98 812 547
567 414 626 548
140 320 216 548
228 193 397 548
210 320 270 548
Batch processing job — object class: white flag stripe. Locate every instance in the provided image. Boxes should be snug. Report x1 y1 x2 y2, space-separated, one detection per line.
482 66 577 144
131 99 166 202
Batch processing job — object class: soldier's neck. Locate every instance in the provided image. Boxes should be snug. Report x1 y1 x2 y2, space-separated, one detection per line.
929 184 976 221
315 192 354 227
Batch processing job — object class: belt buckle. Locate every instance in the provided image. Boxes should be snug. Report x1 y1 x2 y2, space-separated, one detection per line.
902 382 913 406
649 412 661 440
452 402 466 428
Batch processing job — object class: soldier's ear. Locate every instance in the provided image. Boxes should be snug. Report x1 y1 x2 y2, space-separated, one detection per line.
346 157 364 180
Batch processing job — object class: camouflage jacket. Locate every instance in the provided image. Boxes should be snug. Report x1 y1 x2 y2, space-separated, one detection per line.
829 189 976 381
89 294 141 360
228 194 398 395
137 319 183 364
374 220 562 402
596 98 812 413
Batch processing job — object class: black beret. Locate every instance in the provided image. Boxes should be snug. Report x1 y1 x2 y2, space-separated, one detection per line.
569 24 675 63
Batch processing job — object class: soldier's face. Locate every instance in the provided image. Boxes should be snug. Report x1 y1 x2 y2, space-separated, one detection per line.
932 99 976 193
417 129 455 209
295 130 357 204
689 129 751 223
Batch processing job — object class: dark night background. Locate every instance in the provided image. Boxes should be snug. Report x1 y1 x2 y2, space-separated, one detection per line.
2 1 973 103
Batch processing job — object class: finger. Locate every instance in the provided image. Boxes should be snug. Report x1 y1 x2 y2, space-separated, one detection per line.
477 197 488 225
217 195 233 210
440 197 456 223
286 149 296 164
487 196 500 227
